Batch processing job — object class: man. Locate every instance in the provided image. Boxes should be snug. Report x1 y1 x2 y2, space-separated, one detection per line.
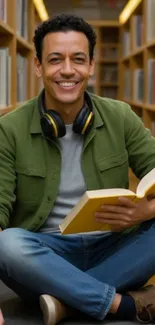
0 13 155 325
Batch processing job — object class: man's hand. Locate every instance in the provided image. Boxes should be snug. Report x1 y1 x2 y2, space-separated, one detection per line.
0 309 4 324
95 196 155 232
0 228 2 232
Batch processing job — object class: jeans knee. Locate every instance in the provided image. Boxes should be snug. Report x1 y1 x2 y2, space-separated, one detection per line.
0 228 27 266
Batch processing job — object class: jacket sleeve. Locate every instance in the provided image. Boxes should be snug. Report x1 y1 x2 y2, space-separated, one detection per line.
123 103 155 179
0 123 16 229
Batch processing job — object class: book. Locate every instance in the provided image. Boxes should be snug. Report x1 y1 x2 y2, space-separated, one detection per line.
59 168 155 235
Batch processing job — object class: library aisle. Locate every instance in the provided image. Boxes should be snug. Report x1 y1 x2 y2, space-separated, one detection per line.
0 0 155 324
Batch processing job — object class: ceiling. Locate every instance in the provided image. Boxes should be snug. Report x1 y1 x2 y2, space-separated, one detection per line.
44 0 128 21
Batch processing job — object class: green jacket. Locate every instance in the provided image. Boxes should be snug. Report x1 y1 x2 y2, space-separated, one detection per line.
0 93 155 231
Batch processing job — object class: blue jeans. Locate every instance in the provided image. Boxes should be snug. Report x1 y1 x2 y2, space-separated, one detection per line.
0 219 155 320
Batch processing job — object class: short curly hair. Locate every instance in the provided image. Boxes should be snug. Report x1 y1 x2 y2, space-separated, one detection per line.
33 13 97 63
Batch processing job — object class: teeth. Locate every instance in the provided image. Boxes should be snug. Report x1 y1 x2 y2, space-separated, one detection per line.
59 82 76 87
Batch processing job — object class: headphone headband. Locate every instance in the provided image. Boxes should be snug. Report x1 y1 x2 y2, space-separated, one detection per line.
38 89 94 138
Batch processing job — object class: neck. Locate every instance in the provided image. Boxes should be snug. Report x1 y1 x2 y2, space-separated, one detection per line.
44 91 85 124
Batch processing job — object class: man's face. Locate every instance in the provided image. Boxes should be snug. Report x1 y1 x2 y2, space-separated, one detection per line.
35 31 94 106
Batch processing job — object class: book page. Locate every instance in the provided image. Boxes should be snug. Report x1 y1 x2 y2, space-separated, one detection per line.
136 168 155 198
87 188 135 198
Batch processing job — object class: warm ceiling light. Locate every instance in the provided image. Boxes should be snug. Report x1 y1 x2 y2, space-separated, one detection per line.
119 0 142 24
33 0 49 21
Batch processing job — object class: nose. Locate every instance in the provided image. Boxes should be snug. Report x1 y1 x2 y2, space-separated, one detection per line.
60 58 74 76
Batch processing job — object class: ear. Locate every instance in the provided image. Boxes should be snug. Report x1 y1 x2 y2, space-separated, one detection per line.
34 56 42 78
89 58 95 77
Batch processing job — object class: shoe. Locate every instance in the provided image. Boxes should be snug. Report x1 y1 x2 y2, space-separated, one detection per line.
128 285 155 323
40 294 74 325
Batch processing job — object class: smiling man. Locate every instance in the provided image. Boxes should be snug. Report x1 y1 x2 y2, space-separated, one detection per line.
35 25 94 125
1 14 155 325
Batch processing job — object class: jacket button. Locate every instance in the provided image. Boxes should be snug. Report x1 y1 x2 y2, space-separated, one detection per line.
39 216 43 220
47 196 51 201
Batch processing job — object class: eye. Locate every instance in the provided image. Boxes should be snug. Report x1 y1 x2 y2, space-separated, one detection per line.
48 58 61 64
74 57 85 64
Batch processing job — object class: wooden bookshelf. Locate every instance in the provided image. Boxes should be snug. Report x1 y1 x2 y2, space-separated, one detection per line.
87 21 120 100
0 0 41 116
119 0 155 135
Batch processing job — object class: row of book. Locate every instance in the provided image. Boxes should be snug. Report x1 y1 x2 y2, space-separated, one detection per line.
123 69 131 100
0 48 28 108
134 69 144 103
133 15 143 49
123 58 155 104
87 86 117 99
94 46 119 62
147 59 155 104
100 47 118 60
122 32 130 57
0 48 11 108
122 23 143 56
124 68 144 103
147 0 155 42
101 65 118 83
0 0 7 22
16 0 28 39
122 0 155 55
17 53 27 102
0 0 28 40
101 88 117 99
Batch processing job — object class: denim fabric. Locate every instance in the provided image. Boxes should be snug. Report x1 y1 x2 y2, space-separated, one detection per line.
0 219 155 320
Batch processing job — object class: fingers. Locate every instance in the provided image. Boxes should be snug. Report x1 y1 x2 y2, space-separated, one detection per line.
0 309 4 325
118 196 137 207
99 204 133 216
95 212 131 222
96 217 130 227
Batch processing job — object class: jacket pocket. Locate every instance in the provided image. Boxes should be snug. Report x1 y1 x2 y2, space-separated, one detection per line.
97 151 129 188
15 162 45 203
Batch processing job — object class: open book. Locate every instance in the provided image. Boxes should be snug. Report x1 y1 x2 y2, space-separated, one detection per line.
59 168 155 235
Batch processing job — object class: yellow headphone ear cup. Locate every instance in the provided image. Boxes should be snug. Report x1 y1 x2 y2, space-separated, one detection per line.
44 113 58 137
40 111 66 138
81 112 94 135
73 106 94 135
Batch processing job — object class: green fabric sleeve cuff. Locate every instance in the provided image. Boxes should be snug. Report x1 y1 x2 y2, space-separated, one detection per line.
0 214 9 230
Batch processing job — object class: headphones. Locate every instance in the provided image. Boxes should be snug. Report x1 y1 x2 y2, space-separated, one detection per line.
38 89 94 138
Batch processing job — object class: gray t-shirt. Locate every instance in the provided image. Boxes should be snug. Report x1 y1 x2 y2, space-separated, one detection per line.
40 124 86 233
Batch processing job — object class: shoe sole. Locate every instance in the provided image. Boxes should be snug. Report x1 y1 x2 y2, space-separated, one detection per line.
40 295 57 325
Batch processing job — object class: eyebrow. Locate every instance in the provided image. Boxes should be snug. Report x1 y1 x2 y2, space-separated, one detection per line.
47 51 87 60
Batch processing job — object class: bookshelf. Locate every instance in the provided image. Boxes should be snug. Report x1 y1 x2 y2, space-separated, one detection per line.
87 20 120 100
0 0 42 116
118 0 155 194
119 0 155 134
